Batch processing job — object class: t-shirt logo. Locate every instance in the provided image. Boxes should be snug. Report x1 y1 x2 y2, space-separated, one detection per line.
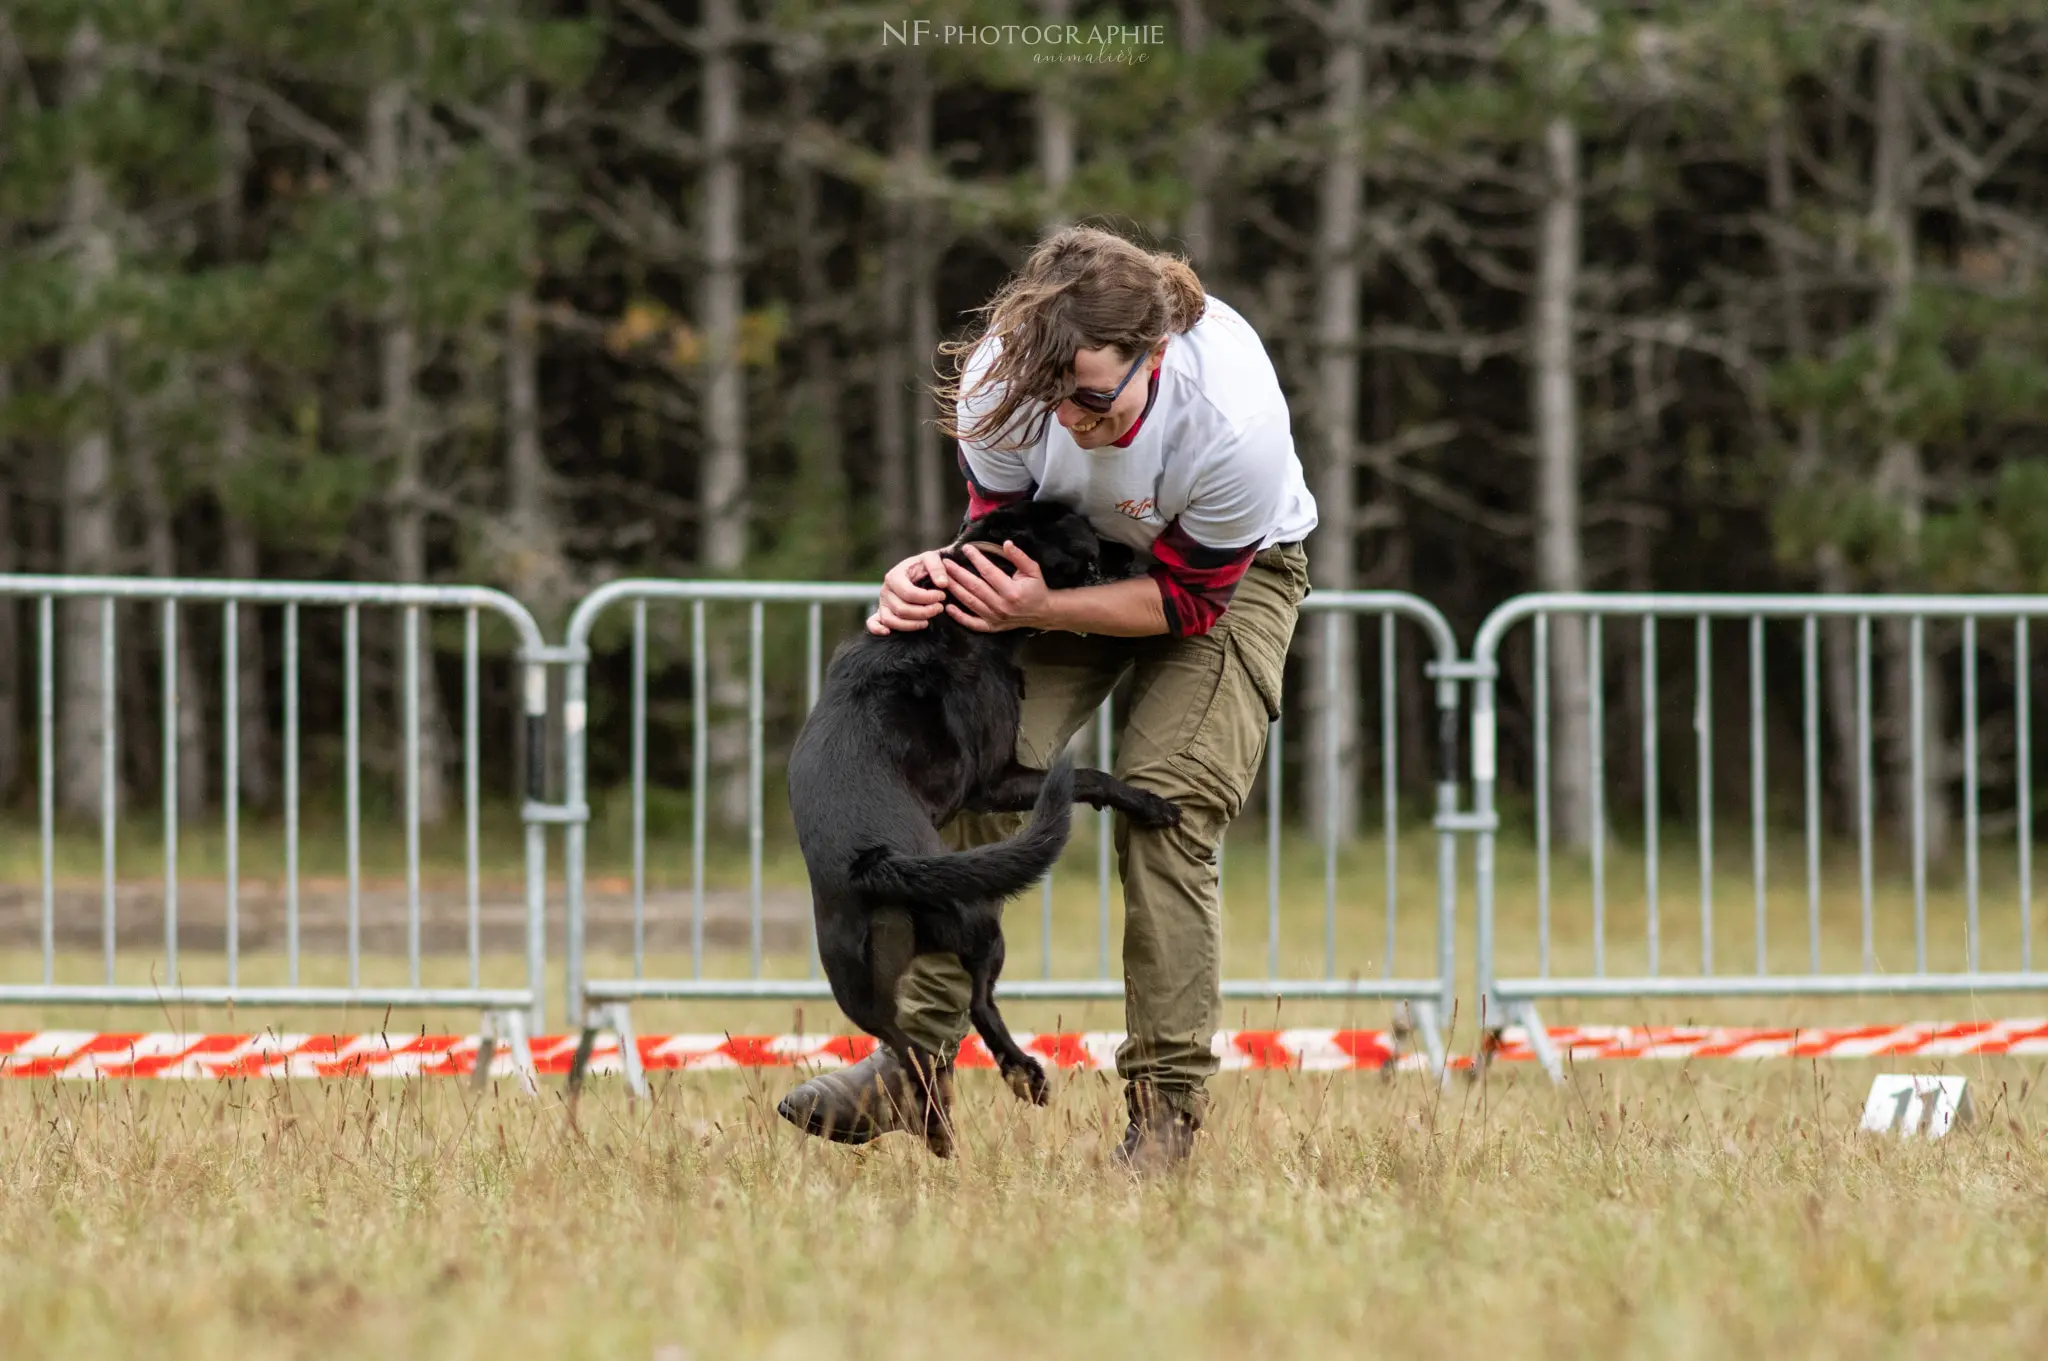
1114 497 1158 520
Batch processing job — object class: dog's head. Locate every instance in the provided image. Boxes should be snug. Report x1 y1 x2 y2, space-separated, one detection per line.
946 499 1128 590
942 493 1138 589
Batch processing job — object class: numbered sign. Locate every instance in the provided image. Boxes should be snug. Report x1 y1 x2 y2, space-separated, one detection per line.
1858 1074 1974 1139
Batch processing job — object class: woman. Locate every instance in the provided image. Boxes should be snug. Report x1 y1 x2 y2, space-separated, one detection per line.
777 225 1316 1171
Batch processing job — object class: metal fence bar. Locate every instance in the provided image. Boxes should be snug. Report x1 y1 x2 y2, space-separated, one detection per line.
805 603 822 979
39 597 53 987
1911 615 1928 974
101 599 116 987
285 604 300 985
1040 874 1054 979
1643 616 1658 976
1965 617 1980 973
691 600 707 979
1803 616 1821 974
1471 593 2048 1065
403 604 422 987
1382 613 1398 980
1266 714 1281 979
805 604 822 713
465 608 481 991
1589 615 1605 978
1535 613 1550 978
749 600 766 979
2022 618 2034 973
162 602 180 989
631 599 647 979
346 604 361 988
225 601 241 989
2 577 550 1032
1321 611 1339 981
1857 614 1874 973
1697 616 1713 976
1750 615 1765 976
1098 696 1113 981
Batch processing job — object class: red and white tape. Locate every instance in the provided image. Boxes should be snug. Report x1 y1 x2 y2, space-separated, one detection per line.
3 1020 2046 1081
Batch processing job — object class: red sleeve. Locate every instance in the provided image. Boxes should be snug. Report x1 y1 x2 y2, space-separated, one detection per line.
958 446 1033 520
1147 519 1258 638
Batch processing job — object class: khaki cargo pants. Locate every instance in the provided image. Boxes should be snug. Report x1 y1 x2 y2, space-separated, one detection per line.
895 542 1310 1116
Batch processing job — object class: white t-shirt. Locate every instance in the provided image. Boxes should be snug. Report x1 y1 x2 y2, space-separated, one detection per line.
957 295 1319 565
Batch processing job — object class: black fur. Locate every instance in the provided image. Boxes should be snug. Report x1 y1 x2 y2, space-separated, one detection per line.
786 500 1180 1144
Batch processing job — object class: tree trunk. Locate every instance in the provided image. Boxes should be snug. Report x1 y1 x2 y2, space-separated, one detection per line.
1869 16 1948 862
133 404 209 818
874 54 913 562
1532 13 1594 850
371 80 450 826
0 36 15 805
1765 114 1859 833
497 74 572 801
0 405 18 805
1175 0 1226 277
897 60 946 545
699 0 751 828
216 92 271 812
1305 0 1367 844
698 0 746 576
505 299 556 599
1366 351 1427 793
1036 0 1074 230
1621 333 1658 809
790 64 849 565
59 21 118 822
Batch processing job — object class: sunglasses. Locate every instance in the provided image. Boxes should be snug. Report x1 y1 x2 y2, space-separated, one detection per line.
1062 347 1151 415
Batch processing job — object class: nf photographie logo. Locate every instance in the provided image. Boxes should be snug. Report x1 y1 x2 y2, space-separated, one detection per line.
882 20 1169 64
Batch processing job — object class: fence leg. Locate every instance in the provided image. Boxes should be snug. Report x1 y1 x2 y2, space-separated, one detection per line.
566 1003 648 1103
475 1008 540 1097
1401 1001 1449 1083
613 1004 647 1100
1515 1001 1565 1084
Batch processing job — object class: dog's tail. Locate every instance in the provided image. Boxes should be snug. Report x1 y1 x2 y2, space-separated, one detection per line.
849 756 1075 903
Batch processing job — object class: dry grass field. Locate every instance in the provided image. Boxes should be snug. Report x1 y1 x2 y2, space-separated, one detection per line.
3 1060 2045 1359
4 813 2048 1357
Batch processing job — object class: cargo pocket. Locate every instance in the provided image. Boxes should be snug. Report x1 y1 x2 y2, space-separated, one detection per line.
1229 626 1287 724
1173 631 1283 821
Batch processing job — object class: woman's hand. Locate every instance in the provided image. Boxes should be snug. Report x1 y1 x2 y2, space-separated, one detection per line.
945 542 1053 633
866 550 953 635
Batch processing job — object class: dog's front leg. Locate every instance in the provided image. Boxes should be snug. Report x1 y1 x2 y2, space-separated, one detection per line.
967 760 1181 829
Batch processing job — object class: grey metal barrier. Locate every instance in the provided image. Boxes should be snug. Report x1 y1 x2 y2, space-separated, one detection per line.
0 575 558 1090
557 581 1471 1094
1469 593 2048 1079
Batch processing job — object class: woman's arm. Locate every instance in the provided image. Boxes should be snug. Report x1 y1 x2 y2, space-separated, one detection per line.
1031 574 1169 636
943 542 1170 637
1024 573 1171 638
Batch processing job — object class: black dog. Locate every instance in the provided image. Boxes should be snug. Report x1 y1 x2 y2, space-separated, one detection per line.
784 500 1179 1154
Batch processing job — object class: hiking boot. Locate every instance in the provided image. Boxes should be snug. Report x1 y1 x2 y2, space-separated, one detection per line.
1111 1083 1203 1175
776 1046 955 1156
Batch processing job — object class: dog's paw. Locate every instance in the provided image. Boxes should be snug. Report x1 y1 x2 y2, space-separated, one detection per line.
1128 792 1183 829
1003 1058 1050 1106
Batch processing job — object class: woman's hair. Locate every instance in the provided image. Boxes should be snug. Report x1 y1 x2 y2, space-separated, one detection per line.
934 224 1207 451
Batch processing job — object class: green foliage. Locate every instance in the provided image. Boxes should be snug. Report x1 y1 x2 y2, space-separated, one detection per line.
1924 461 2048 592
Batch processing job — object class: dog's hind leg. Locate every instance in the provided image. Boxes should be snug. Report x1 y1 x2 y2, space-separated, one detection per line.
968 759 1182 830
964 932 1049 1107
851 911 960 1158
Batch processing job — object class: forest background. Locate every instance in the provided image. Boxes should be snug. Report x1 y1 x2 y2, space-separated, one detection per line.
3 0 2046 860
